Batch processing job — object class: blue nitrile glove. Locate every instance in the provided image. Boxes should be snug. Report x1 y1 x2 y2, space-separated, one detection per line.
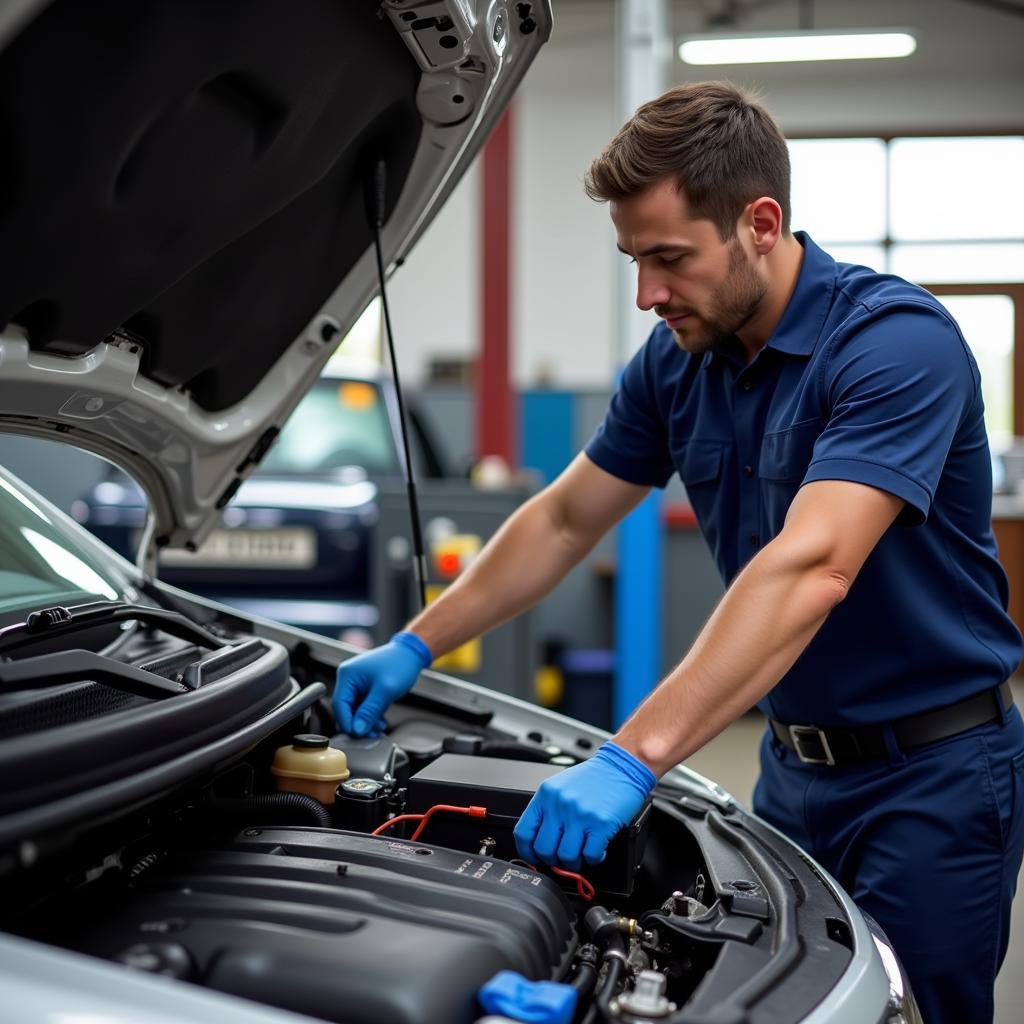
514 741 656 870
478 971 576 1024
333 631 432 737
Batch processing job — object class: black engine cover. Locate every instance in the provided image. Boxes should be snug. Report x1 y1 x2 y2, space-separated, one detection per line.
24 827 578 1024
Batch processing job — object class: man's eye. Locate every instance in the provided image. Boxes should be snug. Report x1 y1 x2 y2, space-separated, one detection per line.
660 254 683 266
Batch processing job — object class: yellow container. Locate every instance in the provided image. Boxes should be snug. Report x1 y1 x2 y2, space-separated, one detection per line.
271 734 350 806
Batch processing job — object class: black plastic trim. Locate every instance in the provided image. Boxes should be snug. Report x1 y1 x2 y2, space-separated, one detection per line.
0 682 324 849
182 639 267 690
399 688 494 726
0 649 187 698
0 637 294 815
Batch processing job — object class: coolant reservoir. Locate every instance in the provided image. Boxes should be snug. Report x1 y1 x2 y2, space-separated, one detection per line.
271 734 350 805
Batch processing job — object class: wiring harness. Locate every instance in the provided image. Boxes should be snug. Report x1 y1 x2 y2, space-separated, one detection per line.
371 803 595 900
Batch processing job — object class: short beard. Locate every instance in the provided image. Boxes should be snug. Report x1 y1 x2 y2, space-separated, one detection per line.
671 240 768 355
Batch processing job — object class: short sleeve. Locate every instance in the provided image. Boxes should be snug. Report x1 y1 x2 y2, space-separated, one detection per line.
584 330 675 487
804 302 980 525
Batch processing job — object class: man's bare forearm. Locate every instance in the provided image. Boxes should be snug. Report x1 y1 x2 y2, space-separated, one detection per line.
614 538 847 776
614 480 905 777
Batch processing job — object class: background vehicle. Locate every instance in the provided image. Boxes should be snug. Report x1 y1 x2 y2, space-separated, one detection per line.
73 364 451 641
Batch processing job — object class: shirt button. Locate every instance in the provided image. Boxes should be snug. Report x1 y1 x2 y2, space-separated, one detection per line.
742 379 754 391
749 533 758 546
743 465 754 477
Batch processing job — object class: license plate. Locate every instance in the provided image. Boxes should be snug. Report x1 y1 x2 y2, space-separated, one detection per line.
157 528 317 570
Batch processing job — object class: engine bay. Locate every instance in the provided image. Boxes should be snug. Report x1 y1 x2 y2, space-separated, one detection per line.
0 601 858 1024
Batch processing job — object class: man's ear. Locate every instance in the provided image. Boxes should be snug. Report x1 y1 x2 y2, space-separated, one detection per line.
743 197 784 254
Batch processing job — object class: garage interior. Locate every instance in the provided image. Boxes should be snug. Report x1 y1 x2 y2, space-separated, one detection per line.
1 0 1023 1021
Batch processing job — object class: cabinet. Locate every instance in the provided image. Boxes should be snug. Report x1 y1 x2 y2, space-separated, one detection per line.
993 516 1024 643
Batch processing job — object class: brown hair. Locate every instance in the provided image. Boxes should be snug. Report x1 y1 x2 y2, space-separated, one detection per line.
584 81 791 239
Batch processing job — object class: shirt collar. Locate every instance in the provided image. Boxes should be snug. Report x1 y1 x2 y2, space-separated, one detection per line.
766 231 836 357
702 231 836 367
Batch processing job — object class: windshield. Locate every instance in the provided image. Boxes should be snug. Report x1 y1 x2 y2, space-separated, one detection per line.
259 378 400 476
0 468 132 619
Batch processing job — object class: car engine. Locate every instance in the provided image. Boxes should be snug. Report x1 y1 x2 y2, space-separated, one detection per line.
0 602 857 1024
31 827 575 1024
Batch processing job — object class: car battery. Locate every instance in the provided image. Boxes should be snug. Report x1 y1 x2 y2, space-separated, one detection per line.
405 753 650 898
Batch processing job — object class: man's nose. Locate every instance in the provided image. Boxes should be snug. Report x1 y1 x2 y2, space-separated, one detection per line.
636 270 671 311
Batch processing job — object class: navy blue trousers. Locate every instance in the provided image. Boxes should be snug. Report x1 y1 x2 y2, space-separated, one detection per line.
753 705 1024 1024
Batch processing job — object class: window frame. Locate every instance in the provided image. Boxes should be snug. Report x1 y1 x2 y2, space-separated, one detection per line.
789 129 1024 437
924 283 1024 435
787 127 1024 254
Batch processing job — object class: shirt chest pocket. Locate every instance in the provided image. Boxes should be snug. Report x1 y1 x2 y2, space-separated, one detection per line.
680 440 724 487
678 440 727 539
759 418 823 483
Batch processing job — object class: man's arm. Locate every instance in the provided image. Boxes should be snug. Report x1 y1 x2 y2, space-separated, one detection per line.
616 478 903 774
407 453 650 658
514 478 903 867
333 454 648 734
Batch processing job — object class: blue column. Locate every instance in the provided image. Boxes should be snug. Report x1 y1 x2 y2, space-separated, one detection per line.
613 489 663 729
521 391 575 485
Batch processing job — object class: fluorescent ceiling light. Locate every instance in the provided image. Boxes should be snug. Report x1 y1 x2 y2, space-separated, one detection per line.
679 30 917 65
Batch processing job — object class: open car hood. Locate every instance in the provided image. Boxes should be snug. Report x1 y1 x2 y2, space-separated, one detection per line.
0 0 550 553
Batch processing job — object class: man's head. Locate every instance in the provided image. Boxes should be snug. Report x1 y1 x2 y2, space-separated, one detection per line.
585 82 793 355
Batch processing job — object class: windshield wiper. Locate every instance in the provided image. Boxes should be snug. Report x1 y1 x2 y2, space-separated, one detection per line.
0 601 227 656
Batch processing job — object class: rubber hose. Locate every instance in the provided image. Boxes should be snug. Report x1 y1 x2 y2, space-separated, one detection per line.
570 961 599 1024
579 958 625 1024
580 908 628 1024
211 792 331 828
596 957 625 1014
570 960 599 997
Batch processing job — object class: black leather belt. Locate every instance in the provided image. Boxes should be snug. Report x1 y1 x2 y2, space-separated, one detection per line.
770 681 1013 766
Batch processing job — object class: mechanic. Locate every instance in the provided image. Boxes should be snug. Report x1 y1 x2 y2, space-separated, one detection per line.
334 81 1024 1023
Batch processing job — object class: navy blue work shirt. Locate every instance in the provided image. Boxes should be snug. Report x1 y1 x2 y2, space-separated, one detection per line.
586 232 1022 725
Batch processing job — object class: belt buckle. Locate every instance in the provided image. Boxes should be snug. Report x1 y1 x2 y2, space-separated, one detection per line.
788 724 836 766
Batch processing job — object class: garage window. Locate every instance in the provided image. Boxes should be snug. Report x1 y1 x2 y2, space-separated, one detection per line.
789 134 1024 447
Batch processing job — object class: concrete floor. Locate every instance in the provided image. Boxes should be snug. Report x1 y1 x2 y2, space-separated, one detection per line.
683 681 1024 1024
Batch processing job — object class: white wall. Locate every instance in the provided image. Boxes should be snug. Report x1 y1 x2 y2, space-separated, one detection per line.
385 161 481 382
388 0 1024 388
513 1 621 388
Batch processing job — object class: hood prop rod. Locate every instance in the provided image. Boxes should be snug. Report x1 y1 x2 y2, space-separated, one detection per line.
368 159 428 611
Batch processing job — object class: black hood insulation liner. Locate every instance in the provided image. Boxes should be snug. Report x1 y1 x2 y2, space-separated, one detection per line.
0 0 422 411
